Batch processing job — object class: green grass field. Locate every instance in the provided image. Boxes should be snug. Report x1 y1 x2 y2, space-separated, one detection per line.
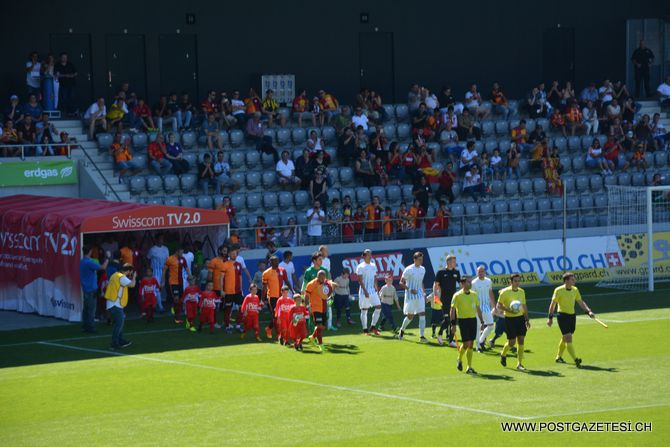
1 284 669 446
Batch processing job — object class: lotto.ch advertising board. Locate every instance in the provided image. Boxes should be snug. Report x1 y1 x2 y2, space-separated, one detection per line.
0 195 228 321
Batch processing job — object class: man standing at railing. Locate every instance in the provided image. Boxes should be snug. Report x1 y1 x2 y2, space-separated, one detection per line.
305 200 326 245
365 196 383 241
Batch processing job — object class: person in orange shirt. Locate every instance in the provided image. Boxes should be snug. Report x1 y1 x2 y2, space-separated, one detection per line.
163 247 188 323
565 101 584 136
382 207 393 237
261 255 289 339
408 199 426 230
207 246 228 327
292 89 309 127
119 239 134 266
112 136 140 178
396 201 410 234
365 196 383 241
244 88 261 116
318 89 339 124
304 270 335 352
221 247 244 331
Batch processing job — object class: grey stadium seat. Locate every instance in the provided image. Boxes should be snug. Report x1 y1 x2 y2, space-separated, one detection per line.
230 151 245 168
508 199 522 214
383 123 397 139
519 178 533 196
181 131 196 149
481 221 497 234
276 128 291 146
322 126 336 143
654 151 667 167
581 215 598 228
481 120 495 137
261 152 275 168
278 191 294 209
356 187 371 204
579 194 594 209
263 128 276 143
339 167 354 185
589 175 603 192
532 178 546 194
553 137 567 153
397 123 411 140
386 185 401 204
382 104 395 121
402 184 414 202
246 171 262 189
490 180 504 197
571 156 585 173
218 130 230 146
485 139 498 153
292 128 307 145
522 198 536 212
262 171 276 189
525 119 536 133
180 196 196 208
232 172 245 188
180 174 197 192
493 200 508 214
575 175 589 193
246 192 262 210
504 180 518 196
395 104 409 121
560 156 572 172
495 120 509 135
163 175 179 193
465 202 479 216
473 141 484 155
604 174 617 187
163 196 179 207
328 188 341 203
594 193 608 209
146 197 162 205
370 186 386 202
340 187 355 203
197 195 213 209
182 152 197 168
133 153 147 169
617 172 631 186
246 150 260 167
511 218 525 233
265 214 280 228
518 158 529 175
551 197 564 212
132 133 148 149
499 140 511 153
146 175 162 194
97 133 113 151
537 198 551 212
294 190 309 208
231 192 246 211
450 203 464 218
212 194 225 209
568 136 581 152
536 118 549 132
230 129 244 147
263 192 279 210
509 119 520 130
130 176 146 194
465 223 482 235
631 172 645 186
479 201 493 216
525 216 539 232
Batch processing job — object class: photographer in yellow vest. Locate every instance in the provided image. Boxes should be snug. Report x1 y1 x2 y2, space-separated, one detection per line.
105 263 137 349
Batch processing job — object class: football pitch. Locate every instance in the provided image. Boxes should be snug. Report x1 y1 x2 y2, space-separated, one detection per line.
1 284 669 446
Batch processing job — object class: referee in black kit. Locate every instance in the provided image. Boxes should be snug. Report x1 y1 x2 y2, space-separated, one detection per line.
433 254 460 347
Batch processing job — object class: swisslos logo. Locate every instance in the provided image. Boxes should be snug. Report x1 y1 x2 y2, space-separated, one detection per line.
50 297 75 310
341 252 406 280
23 166 74 179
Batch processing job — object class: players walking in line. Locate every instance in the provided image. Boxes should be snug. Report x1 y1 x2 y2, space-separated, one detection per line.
198 281 220 334
547 272 595 368
289 295 309 351
496 274 530 371
472 266 495 351
275 286 296 346
240 284 263 341
262 256 289 339
398 252 428 342
450 276 484 374
183 276 200 332
355 249 382 335
433 255 460 347
305 270 335 351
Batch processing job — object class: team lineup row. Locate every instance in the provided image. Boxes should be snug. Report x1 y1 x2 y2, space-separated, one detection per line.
102 247 596 369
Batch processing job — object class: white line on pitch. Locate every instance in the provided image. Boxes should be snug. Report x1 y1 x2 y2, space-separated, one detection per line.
521 402 670 420
0 328 184 348
38 341 525 420
526 311 670 324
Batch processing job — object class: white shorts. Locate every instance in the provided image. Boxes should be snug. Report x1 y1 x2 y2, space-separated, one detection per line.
403 298 426 315
478 309 495 326
358 291 381 309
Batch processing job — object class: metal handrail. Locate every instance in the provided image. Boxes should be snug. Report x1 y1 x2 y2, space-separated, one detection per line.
76 144 123 202
0 142 75 160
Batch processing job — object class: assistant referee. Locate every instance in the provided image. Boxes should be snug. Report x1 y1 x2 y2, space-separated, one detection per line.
547 272 595 368
450 276 483 374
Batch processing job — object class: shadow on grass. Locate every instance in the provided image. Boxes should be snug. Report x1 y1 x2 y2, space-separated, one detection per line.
577 365 619 373
525 369 564 377
471 373 515 381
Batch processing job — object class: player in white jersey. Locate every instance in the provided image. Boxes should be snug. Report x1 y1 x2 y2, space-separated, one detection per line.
398 252 428 342
147 234 169 312
355 249 382 335
471 265 495 351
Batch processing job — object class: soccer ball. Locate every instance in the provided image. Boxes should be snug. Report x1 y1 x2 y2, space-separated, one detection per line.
510 300 522 313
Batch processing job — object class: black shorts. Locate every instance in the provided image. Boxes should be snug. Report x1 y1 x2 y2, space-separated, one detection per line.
313 312 327 326
432 309 444 325
266 297 278 312
169 285 181 301
457 318 477 342
225 293 244 306
557 313 577 335
505 316 527 339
